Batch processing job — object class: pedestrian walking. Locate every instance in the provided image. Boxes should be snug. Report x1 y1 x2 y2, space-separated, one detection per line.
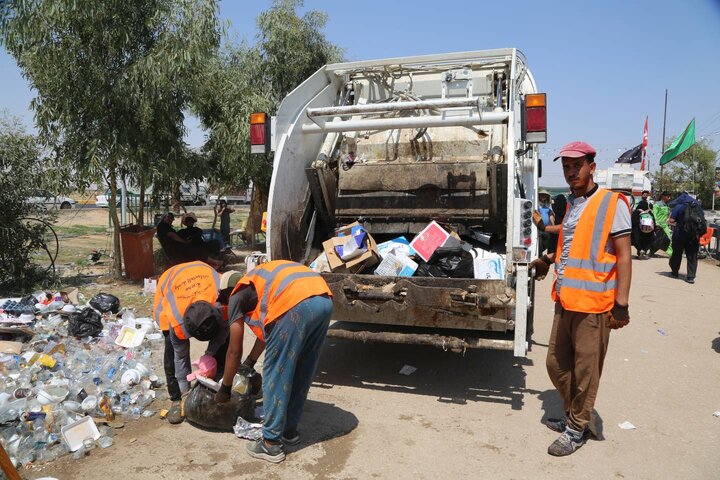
668 192 706 283
530 141 632 457
215 260 333 464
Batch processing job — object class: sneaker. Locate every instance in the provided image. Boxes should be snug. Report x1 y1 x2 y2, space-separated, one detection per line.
167 400 185 425
246 439 285 463
282 429 300 446
544 418 566 433
547 428 587 457
686 278 695 284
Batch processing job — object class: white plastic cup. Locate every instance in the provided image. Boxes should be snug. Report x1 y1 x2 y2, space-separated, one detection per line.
121 369 141 386
81 395 97 411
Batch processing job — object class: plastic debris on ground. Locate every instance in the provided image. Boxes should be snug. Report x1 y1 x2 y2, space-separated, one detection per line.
398 365 417 376
657 328 668 336
0 291 166 469
713 411 720 418
233 416 263 441
618 421 636 430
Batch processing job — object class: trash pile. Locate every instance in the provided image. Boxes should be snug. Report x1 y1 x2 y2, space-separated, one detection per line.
0 289 165 468
311 220 506 280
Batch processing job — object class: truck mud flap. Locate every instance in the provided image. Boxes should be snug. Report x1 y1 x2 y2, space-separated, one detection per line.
320 273 516 332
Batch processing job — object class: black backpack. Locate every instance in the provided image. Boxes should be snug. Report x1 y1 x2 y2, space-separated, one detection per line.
682 202 707 240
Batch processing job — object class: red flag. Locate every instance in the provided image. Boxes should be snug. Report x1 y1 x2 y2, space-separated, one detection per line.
641 116 648 170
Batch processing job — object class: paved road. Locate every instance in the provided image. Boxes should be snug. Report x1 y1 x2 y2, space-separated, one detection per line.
41 254 720 480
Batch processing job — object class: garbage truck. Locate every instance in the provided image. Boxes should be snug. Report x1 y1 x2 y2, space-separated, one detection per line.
251 49 546 356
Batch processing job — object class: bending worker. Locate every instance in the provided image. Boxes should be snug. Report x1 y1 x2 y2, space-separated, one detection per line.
215 260 333 464
530 141 632 457
153 262 264 424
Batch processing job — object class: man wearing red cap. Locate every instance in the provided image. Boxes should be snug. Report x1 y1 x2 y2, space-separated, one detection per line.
530 141 632 456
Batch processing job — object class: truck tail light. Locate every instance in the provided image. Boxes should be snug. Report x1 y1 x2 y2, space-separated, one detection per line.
523 93 547 144
250 112 271 154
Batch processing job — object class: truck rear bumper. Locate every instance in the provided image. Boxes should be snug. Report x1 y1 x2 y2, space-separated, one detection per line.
320 273 515 332
326 322 514 353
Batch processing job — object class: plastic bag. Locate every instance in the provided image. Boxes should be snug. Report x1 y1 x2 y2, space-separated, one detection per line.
650 226 670 252
415 245 474 278
68 308 103 337
184 383 256 431
89 293 120 314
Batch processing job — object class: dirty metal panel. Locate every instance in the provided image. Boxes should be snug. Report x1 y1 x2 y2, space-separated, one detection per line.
338 161 489 192
321 273 515 332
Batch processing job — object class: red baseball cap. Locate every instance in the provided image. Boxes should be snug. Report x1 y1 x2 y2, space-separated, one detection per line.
553 141 596 161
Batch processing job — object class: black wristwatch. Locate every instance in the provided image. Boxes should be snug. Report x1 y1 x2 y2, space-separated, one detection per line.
540 255 552 266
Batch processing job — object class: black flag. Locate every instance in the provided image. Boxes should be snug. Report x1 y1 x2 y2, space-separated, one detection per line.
617 144 642 164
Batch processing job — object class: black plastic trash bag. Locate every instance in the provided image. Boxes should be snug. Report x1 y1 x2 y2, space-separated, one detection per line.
184 383 256 431
68 307 103 337
650 226 670 253
415 245 474 278
89 293 120 314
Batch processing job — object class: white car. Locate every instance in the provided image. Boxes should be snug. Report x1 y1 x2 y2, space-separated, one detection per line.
95 189 142 208
26 190 76 209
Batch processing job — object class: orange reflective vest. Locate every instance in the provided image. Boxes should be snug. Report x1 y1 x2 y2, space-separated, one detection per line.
551 188 630 313
153 261 221 340
230 260 332 341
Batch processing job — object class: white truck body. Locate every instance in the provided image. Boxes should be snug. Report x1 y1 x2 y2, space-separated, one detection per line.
263 49 543 356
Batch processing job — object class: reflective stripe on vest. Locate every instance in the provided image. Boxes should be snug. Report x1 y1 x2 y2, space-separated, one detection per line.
232 260 331 341
552 189 628 312
154 261 220 340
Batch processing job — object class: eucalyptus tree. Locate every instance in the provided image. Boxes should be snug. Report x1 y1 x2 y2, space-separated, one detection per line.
1 0 221 276
193 0 343 241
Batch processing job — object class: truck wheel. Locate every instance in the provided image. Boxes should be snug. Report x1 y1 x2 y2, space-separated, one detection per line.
60 201 72 210
197 199 206 206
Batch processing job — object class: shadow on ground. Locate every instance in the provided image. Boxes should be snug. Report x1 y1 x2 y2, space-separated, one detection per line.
313 337 539 410
537 389 605 440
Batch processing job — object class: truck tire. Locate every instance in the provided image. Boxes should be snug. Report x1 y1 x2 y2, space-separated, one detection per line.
60 201 72 210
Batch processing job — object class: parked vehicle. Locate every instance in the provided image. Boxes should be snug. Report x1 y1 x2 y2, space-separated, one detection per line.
26 190 76 209
254 49 546 357
208 184 253 205
95 188 142 208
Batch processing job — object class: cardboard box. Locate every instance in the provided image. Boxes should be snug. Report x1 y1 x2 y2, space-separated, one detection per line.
322 222 380 273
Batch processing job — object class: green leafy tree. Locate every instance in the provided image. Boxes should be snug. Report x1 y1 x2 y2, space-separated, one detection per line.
1 0 221 276
654 141 717 206
0 113 57 294
193 0 343 240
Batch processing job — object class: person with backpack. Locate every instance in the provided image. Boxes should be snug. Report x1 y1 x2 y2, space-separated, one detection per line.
668 192 706 284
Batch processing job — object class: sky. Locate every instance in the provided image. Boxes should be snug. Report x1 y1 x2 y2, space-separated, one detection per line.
1 0 719 186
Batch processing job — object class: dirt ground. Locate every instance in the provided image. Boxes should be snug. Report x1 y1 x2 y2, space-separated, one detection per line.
30 236 720 479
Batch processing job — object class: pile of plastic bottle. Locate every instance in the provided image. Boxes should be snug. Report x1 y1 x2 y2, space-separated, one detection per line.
0 296 165 468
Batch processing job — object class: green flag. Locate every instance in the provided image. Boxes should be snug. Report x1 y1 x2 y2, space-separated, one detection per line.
660 118 695 165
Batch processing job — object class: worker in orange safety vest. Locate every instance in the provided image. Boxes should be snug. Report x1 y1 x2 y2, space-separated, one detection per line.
215 260 333 464
153 261 264 424
530 141 632 457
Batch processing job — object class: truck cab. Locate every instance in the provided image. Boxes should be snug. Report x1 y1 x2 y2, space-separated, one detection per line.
257 49 545 356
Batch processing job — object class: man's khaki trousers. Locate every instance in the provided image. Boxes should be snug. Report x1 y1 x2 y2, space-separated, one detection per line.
546 302 611 432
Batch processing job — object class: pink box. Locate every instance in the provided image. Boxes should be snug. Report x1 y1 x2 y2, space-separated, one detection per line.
410 221 450 262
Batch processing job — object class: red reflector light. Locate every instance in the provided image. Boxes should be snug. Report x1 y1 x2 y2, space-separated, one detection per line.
526 107 546 132
250 124 265 145
523 237 532 246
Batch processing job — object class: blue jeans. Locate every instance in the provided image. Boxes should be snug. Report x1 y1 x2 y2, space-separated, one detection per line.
262 294 332 442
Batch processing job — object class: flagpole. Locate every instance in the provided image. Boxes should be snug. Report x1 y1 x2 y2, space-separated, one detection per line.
660 89 668 189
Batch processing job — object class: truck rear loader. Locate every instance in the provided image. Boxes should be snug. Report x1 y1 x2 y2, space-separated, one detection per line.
252 49 546 357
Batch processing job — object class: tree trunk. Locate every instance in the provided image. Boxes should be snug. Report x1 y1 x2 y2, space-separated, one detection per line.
244 185 267 248
108 163 123 277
